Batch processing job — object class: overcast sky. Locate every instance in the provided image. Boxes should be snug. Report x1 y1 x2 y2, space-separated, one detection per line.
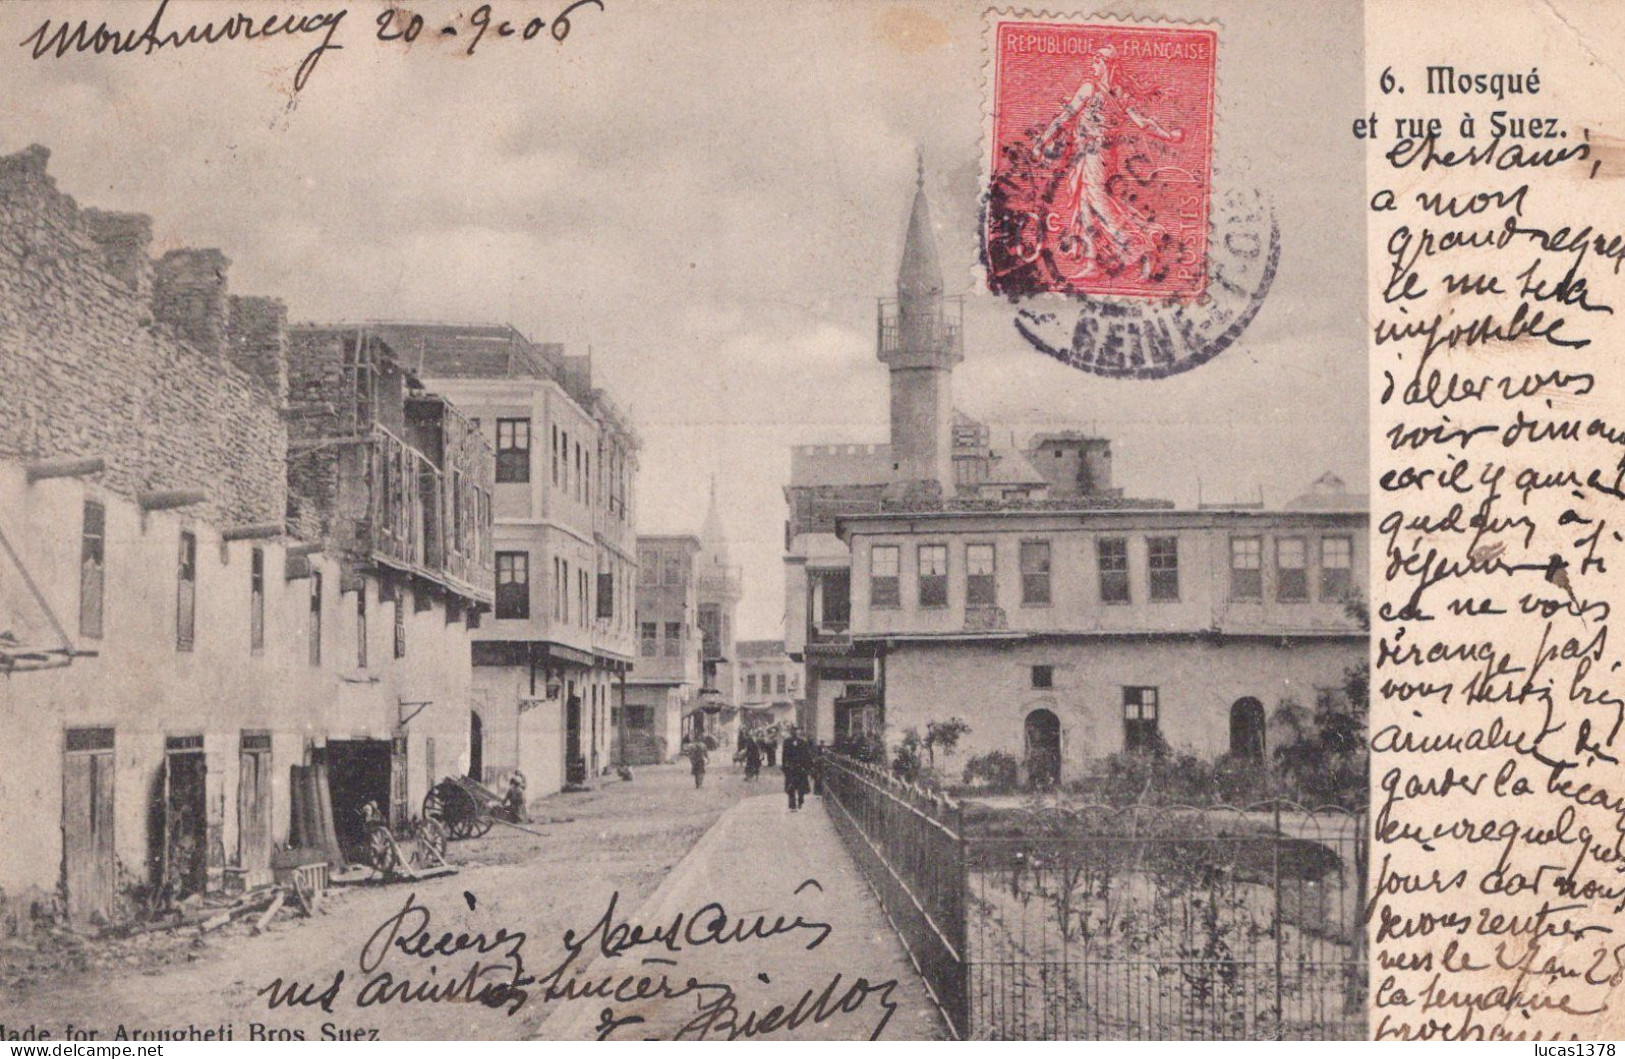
1 0 1364 637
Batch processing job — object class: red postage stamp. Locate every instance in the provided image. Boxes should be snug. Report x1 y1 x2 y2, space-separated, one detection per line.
984 19 1217 301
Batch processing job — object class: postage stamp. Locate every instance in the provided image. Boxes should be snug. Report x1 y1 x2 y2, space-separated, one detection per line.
983 18 1217 301
1011 185 1279 379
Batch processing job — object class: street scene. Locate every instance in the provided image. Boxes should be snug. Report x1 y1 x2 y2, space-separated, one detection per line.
0 0 1368 1041
2 763 942 1041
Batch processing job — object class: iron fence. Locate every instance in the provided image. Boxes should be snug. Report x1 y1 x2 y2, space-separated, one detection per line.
818 752 1366 1041
819 753 969 1036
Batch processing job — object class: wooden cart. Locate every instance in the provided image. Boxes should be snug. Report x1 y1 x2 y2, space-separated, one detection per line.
423 775 510 840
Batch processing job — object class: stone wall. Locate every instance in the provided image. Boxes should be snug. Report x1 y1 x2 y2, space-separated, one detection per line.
0 145 286 528
283 328 349 543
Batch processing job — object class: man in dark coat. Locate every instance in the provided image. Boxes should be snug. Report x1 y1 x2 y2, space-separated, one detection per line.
685 740 709 789
781 728 812 811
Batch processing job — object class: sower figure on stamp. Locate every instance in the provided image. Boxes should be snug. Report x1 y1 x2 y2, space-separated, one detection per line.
781 727 812 812
1032 44 1184 281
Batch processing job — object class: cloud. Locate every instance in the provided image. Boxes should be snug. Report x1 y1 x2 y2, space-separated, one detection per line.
0 0 1364 637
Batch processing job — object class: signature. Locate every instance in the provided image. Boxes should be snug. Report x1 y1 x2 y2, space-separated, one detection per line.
563 888 833 960
595 971 900 1041
257 884 845 1030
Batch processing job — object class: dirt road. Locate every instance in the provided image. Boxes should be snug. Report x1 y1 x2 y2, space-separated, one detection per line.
1 764 757 1041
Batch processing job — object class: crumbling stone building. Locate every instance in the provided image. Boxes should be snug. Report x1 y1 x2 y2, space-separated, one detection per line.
0 145 492 928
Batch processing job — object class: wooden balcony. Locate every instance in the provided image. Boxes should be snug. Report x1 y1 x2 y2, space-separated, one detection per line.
369 424 493 604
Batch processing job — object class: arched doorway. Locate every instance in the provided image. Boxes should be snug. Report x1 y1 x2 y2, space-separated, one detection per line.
469 710 485 781
1024 709 1061 788
1229 697 1265 760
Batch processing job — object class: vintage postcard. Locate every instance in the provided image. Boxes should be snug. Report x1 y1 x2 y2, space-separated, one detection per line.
0 0 1620 1045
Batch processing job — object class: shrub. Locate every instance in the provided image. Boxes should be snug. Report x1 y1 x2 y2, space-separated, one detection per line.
892 728 923 782
961 750 1021 792
912 767 947 794
833 731 886 766
1270 688 1367 810
1070 745 1252 807
1209 752 1271 805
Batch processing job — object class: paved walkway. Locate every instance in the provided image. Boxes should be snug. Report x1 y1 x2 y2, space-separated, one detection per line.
538 789 946 1041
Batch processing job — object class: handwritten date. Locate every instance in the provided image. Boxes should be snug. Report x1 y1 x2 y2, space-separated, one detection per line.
377 1 605 54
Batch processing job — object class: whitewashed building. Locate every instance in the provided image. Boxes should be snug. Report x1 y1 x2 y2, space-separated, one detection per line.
837 480 1367 783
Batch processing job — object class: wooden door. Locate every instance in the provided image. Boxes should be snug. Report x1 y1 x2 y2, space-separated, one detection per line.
62 729 115 925
469 712 484 782
204 748 226 892
237 737 272 871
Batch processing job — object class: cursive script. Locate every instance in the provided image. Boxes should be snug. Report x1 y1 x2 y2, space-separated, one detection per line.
1367 38 1625 1041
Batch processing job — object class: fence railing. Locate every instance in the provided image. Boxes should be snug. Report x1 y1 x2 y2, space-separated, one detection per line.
818 751 1366 1041
818 753 970 1036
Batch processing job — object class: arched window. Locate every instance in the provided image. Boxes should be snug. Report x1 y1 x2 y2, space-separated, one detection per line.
1229 697 1266 760
1024 708 1061 787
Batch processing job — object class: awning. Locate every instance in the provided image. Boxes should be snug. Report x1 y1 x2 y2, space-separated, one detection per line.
545 643 597 668
593 649 633 674
472 641 596 669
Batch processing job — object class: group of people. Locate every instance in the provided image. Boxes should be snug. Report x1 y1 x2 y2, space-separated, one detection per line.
738 731 776 779
682 727 819 811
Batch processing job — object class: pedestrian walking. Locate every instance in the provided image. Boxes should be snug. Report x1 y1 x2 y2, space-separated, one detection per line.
744 738 762 781
781 728 811 811
685 740 709 789
765 735 778 769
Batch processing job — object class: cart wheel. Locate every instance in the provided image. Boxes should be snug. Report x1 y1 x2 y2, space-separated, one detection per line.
447 815 472 841
367 826 399 874
470 817 494 838
415 816 447 866
423 788 446 823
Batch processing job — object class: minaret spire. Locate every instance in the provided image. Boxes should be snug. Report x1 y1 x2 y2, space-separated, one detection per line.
897 155 943 303
700 474 728 566
879 159 961 495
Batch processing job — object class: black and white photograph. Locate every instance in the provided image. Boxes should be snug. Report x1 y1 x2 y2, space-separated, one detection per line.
0 0 1619 1045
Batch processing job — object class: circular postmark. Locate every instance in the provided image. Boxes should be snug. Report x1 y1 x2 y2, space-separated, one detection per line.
994 184 1280 380
979 18 1277 380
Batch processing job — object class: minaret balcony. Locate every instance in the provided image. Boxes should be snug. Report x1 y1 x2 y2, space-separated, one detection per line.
877 296 964 366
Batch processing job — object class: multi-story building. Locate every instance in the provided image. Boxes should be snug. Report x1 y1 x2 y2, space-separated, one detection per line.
0 146 492 925
625 535 703 763
384 324 640 793
784 166 1366 773
838 482 1367 783
695 481 743 746
735 639 802 735
784 166 1079 744
283 323 495 835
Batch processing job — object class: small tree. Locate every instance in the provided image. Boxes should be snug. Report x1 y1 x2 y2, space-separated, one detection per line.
1270 592 1369 809
892 728 923 782
922 717 971 769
